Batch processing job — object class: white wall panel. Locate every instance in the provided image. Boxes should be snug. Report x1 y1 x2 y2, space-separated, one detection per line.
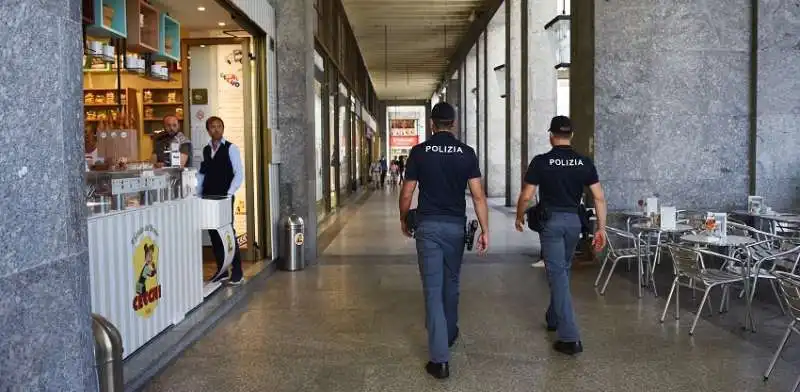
88 198 203 359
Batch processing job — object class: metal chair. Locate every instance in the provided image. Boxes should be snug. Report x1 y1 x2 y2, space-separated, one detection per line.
660 244 746 335
728 222 800 316
763 271 800 392
594 226 644 296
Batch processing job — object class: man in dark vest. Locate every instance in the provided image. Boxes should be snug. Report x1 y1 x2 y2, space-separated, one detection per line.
197 116 245 285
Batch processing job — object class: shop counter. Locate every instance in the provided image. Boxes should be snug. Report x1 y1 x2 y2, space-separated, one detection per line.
85 168 212 358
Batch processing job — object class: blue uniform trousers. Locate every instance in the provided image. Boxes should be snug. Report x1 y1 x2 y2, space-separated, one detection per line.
415 218 465 363
541 212 582 342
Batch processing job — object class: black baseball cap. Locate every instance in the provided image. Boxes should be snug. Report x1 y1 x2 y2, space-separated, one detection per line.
549 115 572 134
431 102 456 121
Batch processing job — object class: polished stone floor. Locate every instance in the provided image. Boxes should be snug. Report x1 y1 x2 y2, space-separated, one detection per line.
144 190 799 392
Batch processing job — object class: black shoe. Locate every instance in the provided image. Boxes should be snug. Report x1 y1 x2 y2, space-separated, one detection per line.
448 328 459 348
425 362 450 379
553 340 583 356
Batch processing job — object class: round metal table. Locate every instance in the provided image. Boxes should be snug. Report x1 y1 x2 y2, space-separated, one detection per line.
631 223 695 297
680 233 758 331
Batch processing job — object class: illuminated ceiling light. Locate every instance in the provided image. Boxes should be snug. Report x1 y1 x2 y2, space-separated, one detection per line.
218 22 226 27
197 6 206 11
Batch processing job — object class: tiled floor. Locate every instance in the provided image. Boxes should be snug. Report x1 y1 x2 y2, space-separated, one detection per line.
143 190 800 392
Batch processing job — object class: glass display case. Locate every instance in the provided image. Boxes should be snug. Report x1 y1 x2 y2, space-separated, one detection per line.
85 167 195 216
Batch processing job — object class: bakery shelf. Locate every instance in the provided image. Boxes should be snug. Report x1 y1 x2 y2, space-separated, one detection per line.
126 0 159 53
87 0 127 39
157 13 180 62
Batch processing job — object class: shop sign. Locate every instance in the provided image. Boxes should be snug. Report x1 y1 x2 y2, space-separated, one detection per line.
390 136 419 148
131 224 162 319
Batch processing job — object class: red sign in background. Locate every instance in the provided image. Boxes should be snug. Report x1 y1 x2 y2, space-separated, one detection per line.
390 136 419 148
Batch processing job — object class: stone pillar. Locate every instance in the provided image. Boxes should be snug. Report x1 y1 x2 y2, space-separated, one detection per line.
425 101 432 139
507 0 523 206
571 0 594 158
527 0 557 159
0 1 97 390
447 75 461 138
486 2 507 198
276 0 318 260
461 62 468 141
378 101 388 158
594 0 750 210
756 0 800 210
479 32 488 189
465 46 478 151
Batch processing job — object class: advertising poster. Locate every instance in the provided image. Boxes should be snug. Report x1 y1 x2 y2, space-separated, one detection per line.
216 45 247 242
209 224 236 281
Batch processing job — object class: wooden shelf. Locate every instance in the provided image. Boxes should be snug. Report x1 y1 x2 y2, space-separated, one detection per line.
143 101 183 106
157 13 180 61
87 0 127 39
127 0 159 53
142 88 183 134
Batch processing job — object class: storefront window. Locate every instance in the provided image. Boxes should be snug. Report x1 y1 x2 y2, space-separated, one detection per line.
338 83 350 194
314 79 324 217
81 0 272 359
329 82 337 208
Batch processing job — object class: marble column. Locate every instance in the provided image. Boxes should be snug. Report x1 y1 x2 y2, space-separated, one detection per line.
461 62 468 141
476 35 486 181
447 75 461 138
594 0 750 211
0 1 97 390
486 2 507 199
465 46 478 151
425 101 432 139
378 102 388 158
275 0 318 260
507 0 523 206
571 0 594 157
756 0 800 210
527 0 557 160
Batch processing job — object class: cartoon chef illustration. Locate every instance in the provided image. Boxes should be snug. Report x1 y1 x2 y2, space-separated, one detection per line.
136 244 157 296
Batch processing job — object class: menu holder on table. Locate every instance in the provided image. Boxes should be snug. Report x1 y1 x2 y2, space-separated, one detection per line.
645 197 659 216
660 206 677 230
747 196 764 215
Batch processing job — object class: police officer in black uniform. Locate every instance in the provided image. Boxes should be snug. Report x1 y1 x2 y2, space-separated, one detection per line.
399 102 489 379
514 115 607 355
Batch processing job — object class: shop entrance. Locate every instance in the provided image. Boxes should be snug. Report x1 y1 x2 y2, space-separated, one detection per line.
183 36 269 280
80 0 273 358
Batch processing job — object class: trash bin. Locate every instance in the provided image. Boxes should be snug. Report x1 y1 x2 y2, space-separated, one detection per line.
92 313 123 392
282 215 305 271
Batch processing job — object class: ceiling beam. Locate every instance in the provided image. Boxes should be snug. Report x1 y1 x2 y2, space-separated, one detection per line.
436 0 503 94
384 99 429 106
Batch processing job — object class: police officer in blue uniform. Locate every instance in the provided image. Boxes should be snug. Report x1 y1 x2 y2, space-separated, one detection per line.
399 102 489 379
514 116 607 355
